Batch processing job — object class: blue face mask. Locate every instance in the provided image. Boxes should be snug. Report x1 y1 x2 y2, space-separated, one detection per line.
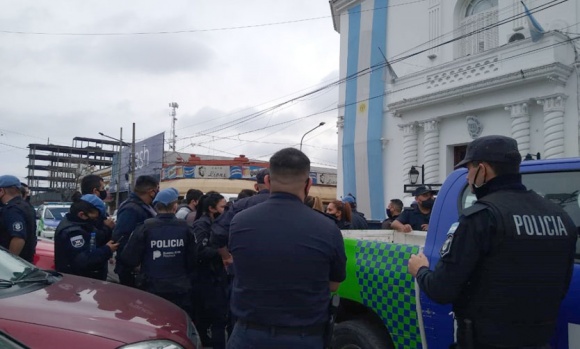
386 209 393 219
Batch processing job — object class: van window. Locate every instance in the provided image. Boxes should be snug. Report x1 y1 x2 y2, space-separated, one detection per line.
460 171 580 260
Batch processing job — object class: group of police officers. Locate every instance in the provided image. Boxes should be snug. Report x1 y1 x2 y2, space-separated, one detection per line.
0 136 578 349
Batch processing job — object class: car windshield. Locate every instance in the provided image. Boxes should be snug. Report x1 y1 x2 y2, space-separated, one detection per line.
0 248 37 282
45 207 69 220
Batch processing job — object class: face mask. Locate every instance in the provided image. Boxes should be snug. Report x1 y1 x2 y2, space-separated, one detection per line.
386 209 393 219
420 198 435 209
471 166 487 200
98 190 107 200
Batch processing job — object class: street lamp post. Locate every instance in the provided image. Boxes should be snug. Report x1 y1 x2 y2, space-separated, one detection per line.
299 122 326 152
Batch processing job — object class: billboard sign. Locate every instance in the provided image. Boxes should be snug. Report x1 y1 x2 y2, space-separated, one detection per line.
110 132 164 193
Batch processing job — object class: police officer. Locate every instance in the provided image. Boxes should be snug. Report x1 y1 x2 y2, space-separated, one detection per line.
391 185 436 232
81 175 115 263
211 168 270 267
408 135 578 349
120 188 197 317
191 193 228 349
55 194 119 279
227 148 347 349
112 175 159 287
341 194 368 229
0 175 37 262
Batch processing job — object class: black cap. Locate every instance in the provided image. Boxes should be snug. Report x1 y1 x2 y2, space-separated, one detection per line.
256 168 269 184
455 135 522 169
412 185 437 197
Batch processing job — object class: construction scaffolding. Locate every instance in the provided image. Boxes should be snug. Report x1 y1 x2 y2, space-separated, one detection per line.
27 137 121 202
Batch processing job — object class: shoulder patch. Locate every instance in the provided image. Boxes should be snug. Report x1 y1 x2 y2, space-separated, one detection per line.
12 221 24 232
461 202 488 217
439 222 459 258
70 235 85 248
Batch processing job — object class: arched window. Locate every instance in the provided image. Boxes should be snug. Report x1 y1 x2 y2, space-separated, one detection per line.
459 0 498 56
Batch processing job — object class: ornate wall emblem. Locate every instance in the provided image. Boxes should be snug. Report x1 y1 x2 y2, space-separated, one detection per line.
466 115 483 139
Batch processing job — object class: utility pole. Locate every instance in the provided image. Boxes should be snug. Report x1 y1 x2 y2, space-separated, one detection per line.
130 122 136 192
117 127 123 208
169 102 179 151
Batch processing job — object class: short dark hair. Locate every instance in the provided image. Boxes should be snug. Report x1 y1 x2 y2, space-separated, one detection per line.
472 160 520 177
237 189 256 200
185 189 203 204
390 199 403 213
134 175 159 194
81 175 104 195
269 148 310 182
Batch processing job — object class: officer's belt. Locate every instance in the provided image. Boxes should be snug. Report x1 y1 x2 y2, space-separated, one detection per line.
237 319 326 336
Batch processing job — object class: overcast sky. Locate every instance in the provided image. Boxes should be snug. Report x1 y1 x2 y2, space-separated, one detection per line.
0 1 340 182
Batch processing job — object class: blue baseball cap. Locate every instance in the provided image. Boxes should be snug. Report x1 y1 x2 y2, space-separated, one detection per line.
0 175 22 188
341 194 356 204
153 188 179 206
80 194 107 217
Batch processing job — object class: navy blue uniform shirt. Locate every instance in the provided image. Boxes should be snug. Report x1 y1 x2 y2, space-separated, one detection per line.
210 189 269 248
395 206 431 230
229 192 347 327
54 214 113 279
0 197 37 262
113 193 156 273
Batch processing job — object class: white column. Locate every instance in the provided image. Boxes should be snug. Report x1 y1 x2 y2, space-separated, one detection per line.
504 102 530 156
537 94 567 159
400 123 418 186
422 119 440 184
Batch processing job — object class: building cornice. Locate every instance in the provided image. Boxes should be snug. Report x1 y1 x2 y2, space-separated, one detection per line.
388 62 574 115
329 0 364 32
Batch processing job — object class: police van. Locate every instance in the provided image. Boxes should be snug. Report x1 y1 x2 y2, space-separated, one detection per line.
334 157 580 349
35 202 71 239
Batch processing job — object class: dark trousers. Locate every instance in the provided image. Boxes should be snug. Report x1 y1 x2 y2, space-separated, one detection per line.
117 269 136 288
227 321 324 349
195 276 228 349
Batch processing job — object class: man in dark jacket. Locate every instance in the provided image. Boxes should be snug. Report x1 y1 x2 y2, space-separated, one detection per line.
408 135 577 348
342 194 368 229
112 175 159 287
55 194 118 280
121 188 197 317
211 168 270 267
0 175 37 262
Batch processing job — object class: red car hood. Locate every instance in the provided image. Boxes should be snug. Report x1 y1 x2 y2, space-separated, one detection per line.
0 274 192 346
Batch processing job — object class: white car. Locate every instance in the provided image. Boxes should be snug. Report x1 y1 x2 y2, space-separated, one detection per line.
35 202 71 239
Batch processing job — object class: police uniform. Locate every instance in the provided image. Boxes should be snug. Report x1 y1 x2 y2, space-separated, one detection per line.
210 189 270 250
0 176 37 262
54 194 112 279
415 136 577 348
192 214 228 349
55 219 112 279
112 192 157 286
120 188 197 317
228 192 347 349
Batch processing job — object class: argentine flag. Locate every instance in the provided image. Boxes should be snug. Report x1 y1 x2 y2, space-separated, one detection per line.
521 1 545 42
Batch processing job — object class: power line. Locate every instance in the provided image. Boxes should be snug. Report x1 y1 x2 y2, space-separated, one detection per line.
0 0 427 37
175 1 567 143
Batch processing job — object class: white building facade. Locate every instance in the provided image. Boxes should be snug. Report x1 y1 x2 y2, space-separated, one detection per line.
330 0 580 219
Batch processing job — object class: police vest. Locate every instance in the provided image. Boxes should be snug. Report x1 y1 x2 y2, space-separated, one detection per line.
0 198 37 262
141 217 194 282
461 190 577 346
